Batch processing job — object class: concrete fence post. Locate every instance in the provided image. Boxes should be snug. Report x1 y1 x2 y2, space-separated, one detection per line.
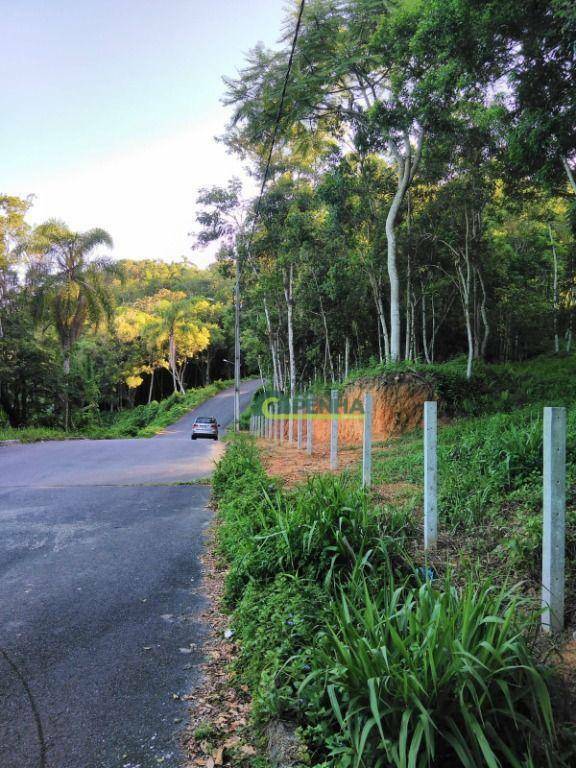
330 389 338 470
275 405 281 443
297 401 303 449
307 397 313 456
542 407 566 633
279 402 285 444
362 393 373 489
288 397 294 444
424 401 438 551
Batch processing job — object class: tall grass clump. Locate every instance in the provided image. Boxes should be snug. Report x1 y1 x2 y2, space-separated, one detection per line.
215 439 413 604
304 574 559 768
213 436 573 767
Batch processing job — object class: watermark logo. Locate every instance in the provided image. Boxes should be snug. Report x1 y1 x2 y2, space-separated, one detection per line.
259 391 364 419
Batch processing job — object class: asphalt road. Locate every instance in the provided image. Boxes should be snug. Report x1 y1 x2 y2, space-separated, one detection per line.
0 380 261 768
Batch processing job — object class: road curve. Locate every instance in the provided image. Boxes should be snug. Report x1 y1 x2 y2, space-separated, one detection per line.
0 380 261 488
0 379 261 768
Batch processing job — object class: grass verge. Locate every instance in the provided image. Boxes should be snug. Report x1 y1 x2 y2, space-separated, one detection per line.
209 435 576 768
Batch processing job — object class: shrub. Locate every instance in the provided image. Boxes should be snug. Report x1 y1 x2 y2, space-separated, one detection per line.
232 573 327 719
303 575 558 768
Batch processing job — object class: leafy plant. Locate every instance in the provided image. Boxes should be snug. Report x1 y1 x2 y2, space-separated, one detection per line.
304 575 558 768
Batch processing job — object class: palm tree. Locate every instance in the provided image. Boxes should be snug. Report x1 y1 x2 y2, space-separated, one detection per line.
18 220 114 428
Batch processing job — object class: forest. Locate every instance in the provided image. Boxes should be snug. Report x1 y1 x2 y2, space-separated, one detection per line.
0 202 236 433
1 0 575 429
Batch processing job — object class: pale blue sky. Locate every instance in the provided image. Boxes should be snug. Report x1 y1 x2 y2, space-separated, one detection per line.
1 0 288 262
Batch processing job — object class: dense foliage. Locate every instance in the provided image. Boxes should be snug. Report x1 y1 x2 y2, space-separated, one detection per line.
212 0 576 392
213 434 574 767
0 199 236 431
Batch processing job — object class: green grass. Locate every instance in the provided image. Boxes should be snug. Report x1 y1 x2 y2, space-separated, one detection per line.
304 575 556 768
342 352 576 416
0 380 233 442
0 426 72 442
212 435 575 767
361 405 576 596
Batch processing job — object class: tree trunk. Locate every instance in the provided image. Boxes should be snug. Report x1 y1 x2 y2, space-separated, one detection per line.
561 155 576 195
318 291 335 382
344 336 350 381
476 267 490 358
263 297 281 391
386 195 402 362
421 289 431 365
405 235 412 360
148 368 155 404
368 273 390 363
169 332 179 393
385 131 423 362
549 223 560 353
464 301 474 380
283 264 296 399
63 348 71 431
176 361 186 394
452 211 474 379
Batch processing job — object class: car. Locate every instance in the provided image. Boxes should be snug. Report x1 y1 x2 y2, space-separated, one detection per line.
191 416 220 440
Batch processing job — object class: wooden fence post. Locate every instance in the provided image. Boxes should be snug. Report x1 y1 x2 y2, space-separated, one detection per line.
424 401 438 551
362 393 373 489
330 389 338 470
542 407 566 633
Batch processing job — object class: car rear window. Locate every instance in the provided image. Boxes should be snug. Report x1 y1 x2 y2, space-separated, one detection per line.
195 417 215 424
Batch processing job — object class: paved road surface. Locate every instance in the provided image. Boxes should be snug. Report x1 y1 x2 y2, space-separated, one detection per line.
0 380 261 768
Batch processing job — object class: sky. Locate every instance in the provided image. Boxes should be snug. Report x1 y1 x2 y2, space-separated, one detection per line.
1 0 288 266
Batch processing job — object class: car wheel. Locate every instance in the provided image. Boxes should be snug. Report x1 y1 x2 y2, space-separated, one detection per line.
191 436 196 440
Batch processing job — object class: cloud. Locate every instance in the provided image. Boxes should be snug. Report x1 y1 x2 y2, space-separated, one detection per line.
13 112 252 268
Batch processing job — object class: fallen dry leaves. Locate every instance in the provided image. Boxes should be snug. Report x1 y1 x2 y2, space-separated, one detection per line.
182 522 260 767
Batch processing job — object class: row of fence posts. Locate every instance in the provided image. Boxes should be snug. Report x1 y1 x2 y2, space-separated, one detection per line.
250 399 568 634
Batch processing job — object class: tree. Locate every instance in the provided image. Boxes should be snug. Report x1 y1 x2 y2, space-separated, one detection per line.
17 220 115 428
0 195 32 339
224 0 499 361
121 290 213 395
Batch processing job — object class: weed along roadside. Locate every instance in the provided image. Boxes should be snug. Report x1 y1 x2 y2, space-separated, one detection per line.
186 359 576 768
0 380 233 443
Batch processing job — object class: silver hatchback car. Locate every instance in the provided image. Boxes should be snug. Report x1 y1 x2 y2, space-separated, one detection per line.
191 416 220 440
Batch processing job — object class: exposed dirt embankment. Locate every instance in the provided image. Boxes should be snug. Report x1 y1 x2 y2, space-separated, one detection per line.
311 372 436 447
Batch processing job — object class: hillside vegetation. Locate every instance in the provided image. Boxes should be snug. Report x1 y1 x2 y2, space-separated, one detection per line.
208 356 576 767
0 380 231 442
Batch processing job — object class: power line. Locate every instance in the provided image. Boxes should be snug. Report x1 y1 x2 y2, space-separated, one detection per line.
248 0 306 245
